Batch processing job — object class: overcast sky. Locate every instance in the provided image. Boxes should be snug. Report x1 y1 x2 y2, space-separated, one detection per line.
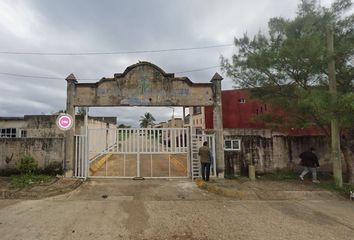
0 0 334 126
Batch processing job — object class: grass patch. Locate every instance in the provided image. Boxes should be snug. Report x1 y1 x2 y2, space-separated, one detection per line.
258 170 299 181
10 174 52 189
317 182 354 197
225 174 240 180
258 170 333 181
258 170 354 197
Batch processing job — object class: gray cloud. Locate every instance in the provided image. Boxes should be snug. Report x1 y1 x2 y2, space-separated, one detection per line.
0 0 334 125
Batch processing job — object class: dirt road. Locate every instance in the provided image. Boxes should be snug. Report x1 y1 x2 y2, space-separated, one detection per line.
0 179 353 239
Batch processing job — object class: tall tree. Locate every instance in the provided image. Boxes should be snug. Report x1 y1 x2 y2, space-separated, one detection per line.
221 0 354 185
139 112 156 128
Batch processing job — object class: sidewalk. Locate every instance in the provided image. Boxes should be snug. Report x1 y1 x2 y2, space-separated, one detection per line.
0 177 82 199
195 178 343 200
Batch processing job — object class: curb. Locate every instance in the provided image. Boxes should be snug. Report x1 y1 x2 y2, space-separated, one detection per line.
195 179 342 200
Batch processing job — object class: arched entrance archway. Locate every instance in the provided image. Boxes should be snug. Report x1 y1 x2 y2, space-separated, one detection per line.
65 62 224 178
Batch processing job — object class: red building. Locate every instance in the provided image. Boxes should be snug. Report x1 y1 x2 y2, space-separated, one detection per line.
205 89 322 136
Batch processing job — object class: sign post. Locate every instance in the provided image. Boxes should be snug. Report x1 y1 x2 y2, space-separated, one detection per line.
56 114 73 131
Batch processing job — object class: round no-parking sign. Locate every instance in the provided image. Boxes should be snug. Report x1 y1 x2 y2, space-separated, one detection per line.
56 114 73 131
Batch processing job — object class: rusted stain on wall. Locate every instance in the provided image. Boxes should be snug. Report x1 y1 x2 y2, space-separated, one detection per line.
73 62 214 107
0 138 64 169
224 129 335 176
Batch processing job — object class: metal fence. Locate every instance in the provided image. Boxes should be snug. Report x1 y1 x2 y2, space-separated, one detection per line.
74 128 216 179
86 128 190 178
74 135 88 178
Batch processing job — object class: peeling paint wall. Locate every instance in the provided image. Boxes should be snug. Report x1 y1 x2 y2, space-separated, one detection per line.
73 62 214 107
0 115 117 138
0 138 64 170
224 129 335 176
26 115 64 138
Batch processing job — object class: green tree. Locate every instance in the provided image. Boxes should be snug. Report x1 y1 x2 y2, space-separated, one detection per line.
118 124 131 128
221 0 354 185
139 112 156 128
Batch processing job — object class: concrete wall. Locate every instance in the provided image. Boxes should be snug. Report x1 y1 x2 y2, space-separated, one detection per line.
167 118 184 128
154 118 184 128
1 115 67 138
0 138 64 170
76 115 117 134
0 115 117 138
223 128 334 176
73 62 214 107
0 119 26 129
26 115 64 138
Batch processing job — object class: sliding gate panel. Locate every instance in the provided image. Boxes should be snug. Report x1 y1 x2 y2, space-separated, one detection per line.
88 128 189 178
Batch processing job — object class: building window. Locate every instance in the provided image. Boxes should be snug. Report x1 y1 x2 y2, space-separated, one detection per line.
239 98 246 103
0 128 17 138
196 128 203 135
193 106 201 115
20 129 27 138
224 139 241 151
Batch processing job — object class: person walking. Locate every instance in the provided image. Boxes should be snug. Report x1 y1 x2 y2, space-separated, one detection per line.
299 147 320 183
198 141 211 181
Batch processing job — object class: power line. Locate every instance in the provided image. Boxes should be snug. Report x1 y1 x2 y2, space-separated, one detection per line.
0 72 63 80
175 65 221 74
0 72 97 80
0 44 233 56
0 65 221 81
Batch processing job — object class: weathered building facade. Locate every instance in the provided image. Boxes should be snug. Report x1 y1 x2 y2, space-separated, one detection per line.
198 89 333 176
154 116 184 129
0 115 116 171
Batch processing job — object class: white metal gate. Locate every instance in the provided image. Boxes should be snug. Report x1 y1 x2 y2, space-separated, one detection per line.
74 127 216 179
75 128 190 178
74 135 88 178
190 133 216 180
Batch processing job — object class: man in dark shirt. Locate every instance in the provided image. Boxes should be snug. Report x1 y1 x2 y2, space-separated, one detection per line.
299 147 320 183
198 141 211 181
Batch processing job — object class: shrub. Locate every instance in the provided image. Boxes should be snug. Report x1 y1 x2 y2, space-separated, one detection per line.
17 155 38 174
0 168 20 176
41 162 64 175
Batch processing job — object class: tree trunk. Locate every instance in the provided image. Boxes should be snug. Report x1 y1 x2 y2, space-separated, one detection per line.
327 24 343 187
341 130 354 184
342 145 354 184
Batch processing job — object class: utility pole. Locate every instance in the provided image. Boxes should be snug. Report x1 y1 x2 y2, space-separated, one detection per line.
327 23 343 187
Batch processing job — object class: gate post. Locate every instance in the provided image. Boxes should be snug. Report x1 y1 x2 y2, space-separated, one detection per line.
65 74 77 176
211 73 224 178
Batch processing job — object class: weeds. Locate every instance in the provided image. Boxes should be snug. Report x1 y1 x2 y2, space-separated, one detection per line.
317 182 354 197
17 155 38 174
10 174 52 189
7 155 55 189
258 170 298 181
259 169 354 198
